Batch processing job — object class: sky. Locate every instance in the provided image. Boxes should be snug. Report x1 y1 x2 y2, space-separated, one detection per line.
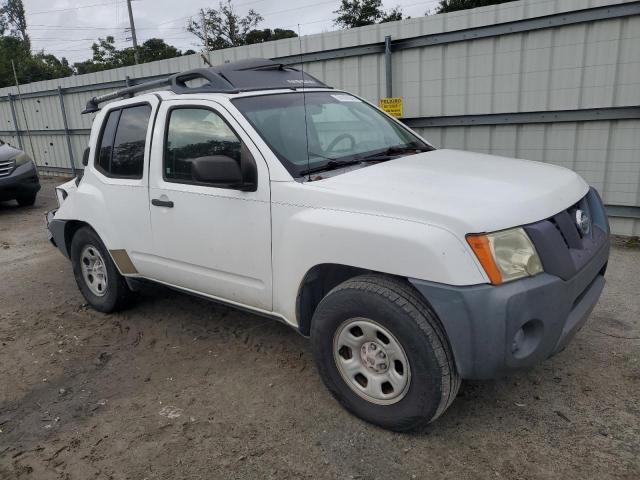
23 0 441 64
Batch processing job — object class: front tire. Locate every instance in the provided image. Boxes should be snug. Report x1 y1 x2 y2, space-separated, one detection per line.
16 193 36 206
70 227 134 312
311 274 460 431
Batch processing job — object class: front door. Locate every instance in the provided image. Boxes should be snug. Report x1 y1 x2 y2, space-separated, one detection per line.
141 100 272 311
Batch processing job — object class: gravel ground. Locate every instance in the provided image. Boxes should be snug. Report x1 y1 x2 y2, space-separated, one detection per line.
0 177 639 480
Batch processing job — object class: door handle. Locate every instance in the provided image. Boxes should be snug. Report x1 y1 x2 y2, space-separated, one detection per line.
151 198 174 208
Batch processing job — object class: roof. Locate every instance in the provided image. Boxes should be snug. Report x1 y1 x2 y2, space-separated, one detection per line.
82 58 330 114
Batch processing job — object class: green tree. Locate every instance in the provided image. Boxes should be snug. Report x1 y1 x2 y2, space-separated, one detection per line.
74 37 185 74
138 38 181 62
244 28 297 45
0 36 72 87
0 0 28 44
333 0 404 29
187 1 263 50
0 35 29 87
435 0 516 14
30 52 73 79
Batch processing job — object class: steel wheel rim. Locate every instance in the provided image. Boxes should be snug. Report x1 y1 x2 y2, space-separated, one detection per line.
333 317 411 405
80 245 108 297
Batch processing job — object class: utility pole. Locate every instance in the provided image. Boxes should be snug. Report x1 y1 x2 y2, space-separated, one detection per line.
201 9 211 66
126 0 139 64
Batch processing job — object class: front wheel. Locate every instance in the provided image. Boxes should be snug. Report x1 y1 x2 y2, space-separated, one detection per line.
16 193 36 206
311 274 460 431
70 227 134 312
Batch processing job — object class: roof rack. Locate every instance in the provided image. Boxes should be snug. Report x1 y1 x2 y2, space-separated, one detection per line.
82 58 330 114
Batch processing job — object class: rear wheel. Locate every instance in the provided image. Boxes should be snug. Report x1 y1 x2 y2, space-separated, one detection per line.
70 227 134 312
311 274 460 431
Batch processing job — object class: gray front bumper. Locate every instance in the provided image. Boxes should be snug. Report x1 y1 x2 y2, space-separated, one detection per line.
0 161 40 201
410 239 609 380
46 209 71 258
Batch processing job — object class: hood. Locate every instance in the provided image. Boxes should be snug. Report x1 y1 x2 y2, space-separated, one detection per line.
307 149 589 235
0 143 22 162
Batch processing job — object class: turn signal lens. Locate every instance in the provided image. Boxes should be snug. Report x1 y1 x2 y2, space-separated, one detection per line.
466 234 503 284
467 228 543 285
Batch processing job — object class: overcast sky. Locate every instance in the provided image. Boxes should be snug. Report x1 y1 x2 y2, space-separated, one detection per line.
23 0 440 63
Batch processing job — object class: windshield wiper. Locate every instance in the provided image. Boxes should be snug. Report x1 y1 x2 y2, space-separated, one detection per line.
361 144 432 161
299 143 432 176
299 158 361 176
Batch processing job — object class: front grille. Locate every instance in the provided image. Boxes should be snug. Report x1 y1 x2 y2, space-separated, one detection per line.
0 159 15 177
524 188 609 280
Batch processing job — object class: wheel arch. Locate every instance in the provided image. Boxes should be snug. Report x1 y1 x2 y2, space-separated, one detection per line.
296 264 417 336
63 220 92 257
61 220 136 277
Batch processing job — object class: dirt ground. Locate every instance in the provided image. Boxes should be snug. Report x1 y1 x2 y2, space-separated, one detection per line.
0 177 638 480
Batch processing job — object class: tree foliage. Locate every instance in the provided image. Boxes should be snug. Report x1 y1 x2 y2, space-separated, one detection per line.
244 28 298 45
187 1 264 50
187 1 297 50
0 0 302 87
0 36 73 87
0 0 73 87
436 0 517 14
73 37 187 75
333 0 404 29
0 0 28 43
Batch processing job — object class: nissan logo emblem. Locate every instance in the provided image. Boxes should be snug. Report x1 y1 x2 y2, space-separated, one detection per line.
575 209 591 236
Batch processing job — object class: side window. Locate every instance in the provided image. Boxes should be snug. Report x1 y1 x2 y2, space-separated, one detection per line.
164 108 242 184
97 110 119 173
95 104 151 179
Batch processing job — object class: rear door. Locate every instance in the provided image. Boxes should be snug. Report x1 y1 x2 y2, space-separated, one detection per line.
89 96 159 273
141 99 273 311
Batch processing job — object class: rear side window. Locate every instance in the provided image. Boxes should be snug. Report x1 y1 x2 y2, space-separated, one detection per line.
95 104 151 179
164 107 241 184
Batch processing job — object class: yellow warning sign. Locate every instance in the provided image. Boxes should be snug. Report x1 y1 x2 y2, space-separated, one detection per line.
379 97 403 118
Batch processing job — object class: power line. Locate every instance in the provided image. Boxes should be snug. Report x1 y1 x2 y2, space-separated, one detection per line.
29 0 439 61
27 0 434 33
27 1 125 16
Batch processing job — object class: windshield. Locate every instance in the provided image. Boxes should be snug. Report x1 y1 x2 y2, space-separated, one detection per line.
232 91 432 177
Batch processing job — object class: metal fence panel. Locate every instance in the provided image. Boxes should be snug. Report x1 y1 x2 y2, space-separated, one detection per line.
0 0 638 234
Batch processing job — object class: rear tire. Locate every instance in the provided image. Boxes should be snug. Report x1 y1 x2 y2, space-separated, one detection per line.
16 194 36 206
311 274 460 431
70 227 134 312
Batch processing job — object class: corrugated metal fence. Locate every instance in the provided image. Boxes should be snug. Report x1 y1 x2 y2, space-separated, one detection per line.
1 0 639 234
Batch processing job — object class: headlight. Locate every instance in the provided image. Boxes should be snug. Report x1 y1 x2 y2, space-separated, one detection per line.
13 152 31 166
467 227 543 285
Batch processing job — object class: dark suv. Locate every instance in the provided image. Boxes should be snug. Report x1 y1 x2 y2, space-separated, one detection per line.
0 140 40 206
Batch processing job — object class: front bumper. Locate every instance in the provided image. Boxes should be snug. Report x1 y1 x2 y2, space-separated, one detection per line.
0 161 40 201
411 240 607 379
410 188 610 380
46 209 71 258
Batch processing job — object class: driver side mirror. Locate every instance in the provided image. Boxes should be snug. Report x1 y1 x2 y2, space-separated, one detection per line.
191 148 257 192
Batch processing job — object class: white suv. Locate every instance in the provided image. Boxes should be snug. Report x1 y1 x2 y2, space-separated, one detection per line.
47 59 610 431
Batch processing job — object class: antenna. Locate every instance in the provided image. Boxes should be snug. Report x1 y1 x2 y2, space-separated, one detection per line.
298 24 311 182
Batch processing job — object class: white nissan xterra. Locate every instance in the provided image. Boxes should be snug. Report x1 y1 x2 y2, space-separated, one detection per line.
47 59 610 431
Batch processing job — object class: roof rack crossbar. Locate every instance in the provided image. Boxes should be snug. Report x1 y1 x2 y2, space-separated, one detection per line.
81 58 330 114
82 77 171 114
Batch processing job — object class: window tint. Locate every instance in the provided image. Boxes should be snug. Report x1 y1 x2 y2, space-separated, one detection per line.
96 104 151 179
165 108 242 183
97 110 119 173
